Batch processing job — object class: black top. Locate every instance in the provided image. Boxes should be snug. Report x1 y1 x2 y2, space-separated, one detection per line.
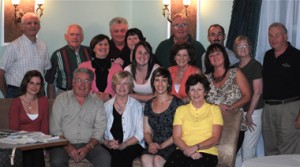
262 43 300 100
107 40 130 68
110 106 123 143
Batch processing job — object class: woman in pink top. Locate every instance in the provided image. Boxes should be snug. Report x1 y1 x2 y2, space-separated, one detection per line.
9 70 49 167
168 43 201 103
79 34 122 102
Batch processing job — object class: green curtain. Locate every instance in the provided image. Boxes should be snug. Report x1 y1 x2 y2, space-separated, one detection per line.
226 0 262 54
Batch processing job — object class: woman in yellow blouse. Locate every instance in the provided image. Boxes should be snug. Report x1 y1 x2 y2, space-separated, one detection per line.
165 74 223 167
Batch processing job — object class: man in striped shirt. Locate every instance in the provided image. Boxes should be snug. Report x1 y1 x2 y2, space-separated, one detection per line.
45 24 91 99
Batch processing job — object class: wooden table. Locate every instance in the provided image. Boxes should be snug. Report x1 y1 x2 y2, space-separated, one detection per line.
0 138 68 150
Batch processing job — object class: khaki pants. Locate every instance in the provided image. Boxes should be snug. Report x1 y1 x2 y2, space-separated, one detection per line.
262 100 300 155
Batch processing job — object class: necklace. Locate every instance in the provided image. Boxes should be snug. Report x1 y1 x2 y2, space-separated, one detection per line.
212 69 228 83
22 96 36 111
115 99 126 114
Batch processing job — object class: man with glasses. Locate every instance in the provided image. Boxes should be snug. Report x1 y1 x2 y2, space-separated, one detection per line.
155 13 205 68
49 68 111 167
202 24 238 72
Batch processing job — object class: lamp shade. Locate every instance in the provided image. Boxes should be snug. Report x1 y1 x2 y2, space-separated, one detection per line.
162 0 170 5
11 0 20 5
36 0 45 5
183 0 191 5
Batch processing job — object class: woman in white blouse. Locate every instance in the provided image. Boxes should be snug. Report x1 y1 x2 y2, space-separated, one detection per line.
124 41 160 103
103 71 144 167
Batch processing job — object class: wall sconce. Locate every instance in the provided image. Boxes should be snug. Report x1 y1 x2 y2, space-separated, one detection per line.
36 0 45 18
12 0 23 23
162 0 192 23
183 0 191 17
11 0 45 24
162 0 171 23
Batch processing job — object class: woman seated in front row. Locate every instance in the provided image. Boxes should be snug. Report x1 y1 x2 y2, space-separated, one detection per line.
103 71 144 167
9 70 49 167
141 67 183 167
165 74 223 167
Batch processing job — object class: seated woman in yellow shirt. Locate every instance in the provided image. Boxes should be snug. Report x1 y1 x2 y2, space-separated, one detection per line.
165 74 223 167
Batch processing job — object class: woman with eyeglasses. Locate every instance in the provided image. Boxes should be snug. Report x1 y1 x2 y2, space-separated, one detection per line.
232 35 264 166
9 70 48 167
204 43 251 158
103 71 144 167
79 34 123 102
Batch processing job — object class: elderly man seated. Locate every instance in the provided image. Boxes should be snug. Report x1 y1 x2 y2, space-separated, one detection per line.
49 68 111 167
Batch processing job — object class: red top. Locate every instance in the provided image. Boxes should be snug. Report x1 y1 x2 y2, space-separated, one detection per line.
9 96 49 134
169 65 200 100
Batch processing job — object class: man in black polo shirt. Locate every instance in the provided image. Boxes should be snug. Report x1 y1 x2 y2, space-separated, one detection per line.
262 22 300 155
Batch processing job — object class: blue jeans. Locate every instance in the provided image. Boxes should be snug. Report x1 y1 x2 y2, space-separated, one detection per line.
49 143 111 167
6 86 20 98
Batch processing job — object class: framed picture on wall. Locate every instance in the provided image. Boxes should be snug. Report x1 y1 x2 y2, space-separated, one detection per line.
1 0 35 46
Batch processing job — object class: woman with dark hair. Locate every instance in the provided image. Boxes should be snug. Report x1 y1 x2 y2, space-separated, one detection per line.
204 43 251 154
165 74 223 167
124 41 159 103
169 43 201 103
125 28 146 62
9 70 48 167
103 71 144 167
79 34 123 102
141 67 183 167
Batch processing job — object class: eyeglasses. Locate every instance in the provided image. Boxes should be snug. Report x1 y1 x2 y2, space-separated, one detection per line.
172 23 188 29
74 78 91 84
237 44 249 49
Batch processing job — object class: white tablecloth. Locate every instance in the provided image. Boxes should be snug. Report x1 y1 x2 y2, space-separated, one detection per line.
242 154 300 167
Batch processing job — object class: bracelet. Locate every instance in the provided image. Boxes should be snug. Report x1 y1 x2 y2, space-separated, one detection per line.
197 144 201 150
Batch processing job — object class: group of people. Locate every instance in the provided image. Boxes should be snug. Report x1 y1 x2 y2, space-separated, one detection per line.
1 10 299 167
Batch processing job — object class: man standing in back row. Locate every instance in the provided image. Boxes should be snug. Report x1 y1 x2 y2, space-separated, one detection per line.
108 17 130 68
0 12 51 98
262 22 300 155
45 24 91 99
202 24 238 73
155 13 205 69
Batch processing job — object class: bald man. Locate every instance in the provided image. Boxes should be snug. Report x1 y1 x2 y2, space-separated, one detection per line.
0 12 51 98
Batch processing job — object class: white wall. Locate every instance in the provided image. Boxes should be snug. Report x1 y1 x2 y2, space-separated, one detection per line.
0 0 233 98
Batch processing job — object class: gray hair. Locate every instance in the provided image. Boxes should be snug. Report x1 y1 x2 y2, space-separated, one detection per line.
65 24 84 36
109 17 128 29
21 12 39 24
73 68 94 81
269 22 288 34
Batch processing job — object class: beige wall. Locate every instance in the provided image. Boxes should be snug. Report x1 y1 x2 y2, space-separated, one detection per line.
0 0 233 98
